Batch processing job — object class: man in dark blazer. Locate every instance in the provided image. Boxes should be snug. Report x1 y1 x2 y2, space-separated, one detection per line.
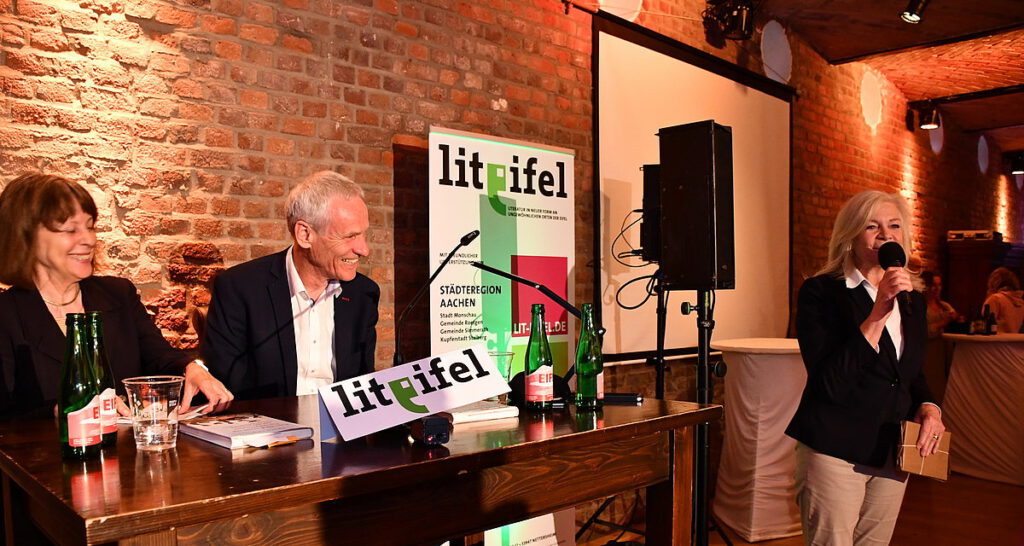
202 171 380 400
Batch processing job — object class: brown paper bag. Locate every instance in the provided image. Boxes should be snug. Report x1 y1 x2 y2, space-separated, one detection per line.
898 420 951 481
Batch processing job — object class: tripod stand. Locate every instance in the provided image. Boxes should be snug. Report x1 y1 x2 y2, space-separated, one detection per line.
653 281 732 546
584 274 730 546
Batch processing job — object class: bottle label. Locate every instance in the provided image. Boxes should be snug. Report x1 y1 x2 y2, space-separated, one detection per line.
525 365 553 402
99 388 117 434
67 395 102 447
597 371 605 399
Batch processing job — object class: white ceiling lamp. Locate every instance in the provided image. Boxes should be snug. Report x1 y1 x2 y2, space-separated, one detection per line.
901 0 930 24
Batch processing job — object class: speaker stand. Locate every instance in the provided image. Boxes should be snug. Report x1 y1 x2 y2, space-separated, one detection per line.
653 275 669 399
685 289 716 546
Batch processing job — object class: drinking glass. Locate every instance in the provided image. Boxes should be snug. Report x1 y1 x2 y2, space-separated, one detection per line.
488 351 515 404
122 376 184 451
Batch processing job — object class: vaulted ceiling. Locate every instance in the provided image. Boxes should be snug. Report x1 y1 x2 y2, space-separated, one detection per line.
761 0 1024 153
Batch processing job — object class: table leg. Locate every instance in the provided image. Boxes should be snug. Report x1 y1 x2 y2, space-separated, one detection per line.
646 426 694 546
2 475 10 546
2 476 49 546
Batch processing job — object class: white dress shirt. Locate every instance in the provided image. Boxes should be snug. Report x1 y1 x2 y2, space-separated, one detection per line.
846 265 941 413
286 246 341 395
845 265 903 358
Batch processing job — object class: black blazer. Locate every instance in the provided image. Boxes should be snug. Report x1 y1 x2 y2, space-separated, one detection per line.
786 274 935 467
0 276 191 419
201 250 380 400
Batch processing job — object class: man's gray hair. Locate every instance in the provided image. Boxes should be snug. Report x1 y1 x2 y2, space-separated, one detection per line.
286 171 365 233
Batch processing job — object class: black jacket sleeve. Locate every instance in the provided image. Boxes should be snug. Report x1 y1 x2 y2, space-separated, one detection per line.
358 281 380 377
201 271 252 393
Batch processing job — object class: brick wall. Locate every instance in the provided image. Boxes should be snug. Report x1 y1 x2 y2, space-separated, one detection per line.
1 0 1019 362
5 0 1017 537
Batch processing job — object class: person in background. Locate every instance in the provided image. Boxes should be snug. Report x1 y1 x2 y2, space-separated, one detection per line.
201 170 379 400
922 271 961 338
0 173 233 419
921 271 960 401
982 267 1024 334
786 190 944 546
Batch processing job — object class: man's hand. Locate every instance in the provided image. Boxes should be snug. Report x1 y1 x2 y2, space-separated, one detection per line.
181 361 234 414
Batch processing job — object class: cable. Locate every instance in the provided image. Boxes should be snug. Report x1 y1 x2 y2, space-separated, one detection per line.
608 490 643 544
610 206 658 312
610 274 651 309
611 209 648 268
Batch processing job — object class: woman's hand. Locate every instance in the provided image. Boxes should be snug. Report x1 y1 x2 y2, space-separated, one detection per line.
116 395 131 417
862 267 915 347
872 267 914 317
181 361 234 414
914 403 945 457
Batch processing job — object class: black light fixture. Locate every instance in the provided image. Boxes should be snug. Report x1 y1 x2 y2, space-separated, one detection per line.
704 0 755 41
918 103 940 130
901 0 930 24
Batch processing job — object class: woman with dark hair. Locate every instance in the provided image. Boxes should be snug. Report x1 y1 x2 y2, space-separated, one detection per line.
921 271 959 401
786 190 944 545
0 172 233 418
921 271 960 338
982 267 1024 334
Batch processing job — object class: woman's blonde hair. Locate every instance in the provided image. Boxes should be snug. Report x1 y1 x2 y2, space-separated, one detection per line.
817 190 915 279
0 173 98 289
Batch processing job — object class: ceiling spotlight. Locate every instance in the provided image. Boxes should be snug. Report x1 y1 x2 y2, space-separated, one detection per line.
918 104 940 130
704 0 755 41
901 0 930 24
1010 154 1024 176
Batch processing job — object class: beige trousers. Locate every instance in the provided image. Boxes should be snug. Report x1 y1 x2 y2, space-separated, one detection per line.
795 443 909 546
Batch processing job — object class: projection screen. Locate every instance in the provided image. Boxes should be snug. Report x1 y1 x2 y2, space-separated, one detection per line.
595 15 794 357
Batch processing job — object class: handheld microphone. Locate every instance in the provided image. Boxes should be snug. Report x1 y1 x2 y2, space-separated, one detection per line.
393 229 480 366
878 241 912 315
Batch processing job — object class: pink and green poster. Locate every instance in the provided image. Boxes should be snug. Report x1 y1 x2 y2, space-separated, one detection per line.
428 127 576 380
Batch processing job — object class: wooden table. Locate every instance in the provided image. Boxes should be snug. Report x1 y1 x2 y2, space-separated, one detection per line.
710 338 804 542
0 396 720 545
942 333 1024 486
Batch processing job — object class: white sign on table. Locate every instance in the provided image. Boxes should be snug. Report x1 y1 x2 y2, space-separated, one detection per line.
318 344 509 441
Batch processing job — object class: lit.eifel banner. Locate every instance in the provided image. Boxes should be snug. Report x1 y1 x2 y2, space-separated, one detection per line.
428 127 576 379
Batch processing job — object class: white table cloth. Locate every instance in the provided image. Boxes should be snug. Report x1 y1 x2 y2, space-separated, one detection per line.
711 338 805 542
942 333 1024 486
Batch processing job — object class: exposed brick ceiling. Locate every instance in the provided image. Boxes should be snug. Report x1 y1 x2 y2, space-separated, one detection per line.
763 0 1024 153
865 28 1024 102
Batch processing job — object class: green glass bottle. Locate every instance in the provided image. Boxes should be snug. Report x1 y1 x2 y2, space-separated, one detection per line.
524 304 553 411
574 303 604 410
59 313 102 460
87 312 118 447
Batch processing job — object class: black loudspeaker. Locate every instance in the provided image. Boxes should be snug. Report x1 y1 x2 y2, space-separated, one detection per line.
657 120 735 290
640 164 661 262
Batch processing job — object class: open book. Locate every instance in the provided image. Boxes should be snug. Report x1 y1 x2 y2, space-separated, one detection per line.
180 413 312 449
